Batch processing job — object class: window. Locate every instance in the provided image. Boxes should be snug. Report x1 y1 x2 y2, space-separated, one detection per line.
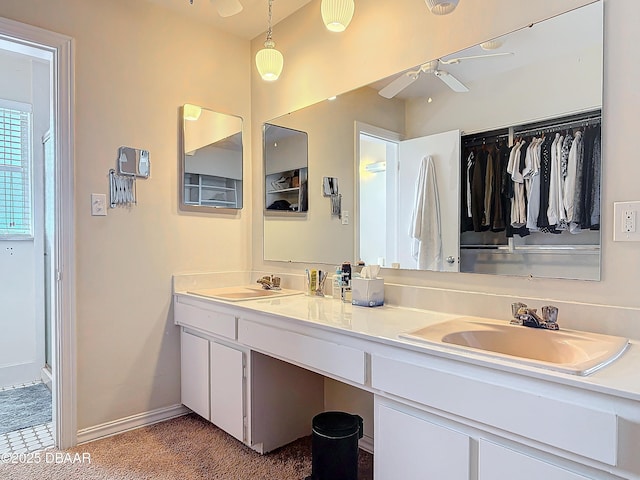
0 99 32 238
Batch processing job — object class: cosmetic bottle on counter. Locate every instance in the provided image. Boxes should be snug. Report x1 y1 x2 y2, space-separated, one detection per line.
332 266 342 298
340 262 352 303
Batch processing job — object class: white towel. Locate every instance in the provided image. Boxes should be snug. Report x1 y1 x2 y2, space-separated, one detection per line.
409 155 442 271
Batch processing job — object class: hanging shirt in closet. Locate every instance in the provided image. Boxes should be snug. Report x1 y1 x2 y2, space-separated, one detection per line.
524 137 542 230
589 126 602 228
536 135 554 230
471 148 488 232
508 140 527 227
547 132 564 226
564 130 583 232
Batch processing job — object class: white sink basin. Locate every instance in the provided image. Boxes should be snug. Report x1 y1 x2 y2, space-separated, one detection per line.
400 316 629 375
188 286 303 302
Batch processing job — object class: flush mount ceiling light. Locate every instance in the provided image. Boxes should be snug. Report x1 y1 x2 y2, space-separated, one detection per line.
321 0 355 33
255 0 284 81
425 0 459 15
480 39 504 51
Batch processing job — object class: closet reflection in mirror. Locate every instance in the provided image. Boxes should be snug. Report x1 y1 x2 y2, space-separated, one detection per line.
263 124 308 213
181 104 243 210
262 1 603 280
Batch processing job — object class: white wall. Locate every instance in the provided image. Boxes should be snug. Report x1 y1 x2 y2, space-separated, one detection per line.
185 143 242 180
0 0 251 430
0 51 48 387
252 0 640 339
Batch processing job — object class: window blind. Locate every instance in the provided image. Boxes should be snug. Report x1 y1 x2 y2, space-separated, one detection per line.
0 100 32 238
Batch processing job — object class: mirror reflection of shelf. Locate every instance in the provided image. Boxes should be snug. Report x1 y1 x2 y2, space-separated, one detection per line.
184 173 238 208
265 167 308 212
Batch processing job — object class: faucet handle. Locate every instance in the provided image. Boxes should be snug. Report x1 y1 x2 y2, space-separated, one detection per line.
511 302 528 319
542 305 559 324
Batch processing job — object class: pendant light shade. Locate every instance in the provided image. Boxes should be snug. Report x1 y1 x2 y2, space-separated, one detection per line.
256 0 284 81
321 0 355 33
425 0 459 15
256 40 284 82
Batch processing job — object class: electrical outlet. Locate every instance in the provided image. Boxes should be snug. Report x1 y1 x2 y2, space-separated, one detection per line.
623 210 636 233
614 201 640 241
341 210 349 225
91 193 107 216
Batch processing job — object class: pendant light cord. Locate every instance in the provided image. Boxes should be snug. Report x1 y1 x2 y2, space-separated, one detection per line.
266 0 274 42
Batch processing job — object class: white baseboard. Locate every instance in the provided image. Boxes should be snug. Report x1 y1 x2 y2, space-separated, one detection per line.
359 434 374 454
40 367 52 392
77 404 190 445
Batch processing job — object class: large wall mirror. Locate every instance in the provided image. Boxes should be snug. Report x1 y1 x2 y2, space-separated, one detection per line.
180 104 243 210
263 1 603 280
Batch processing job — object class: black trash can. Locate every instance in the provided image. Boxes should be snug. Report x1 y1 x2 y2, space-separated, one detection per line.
306 411 363 480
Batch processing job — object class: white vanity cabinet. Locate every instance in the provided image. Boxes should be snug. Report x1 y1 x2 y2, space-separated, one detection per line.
371 351 631 480
175 295 324 453
180 329 246 442
375 399 470 480
180 330 210 420
173 290 640 479
478 440 590 480
209 340 245 442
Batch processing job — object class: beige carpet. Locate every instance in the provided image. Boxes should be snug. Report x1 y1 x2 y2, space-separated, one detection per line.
0 413 373 479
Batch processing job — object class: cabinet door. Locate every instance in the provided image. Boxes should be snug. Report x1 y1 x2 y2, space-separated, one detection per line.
180 330 210 420
375 401 470 480
479 440 590 480
210 341 245 442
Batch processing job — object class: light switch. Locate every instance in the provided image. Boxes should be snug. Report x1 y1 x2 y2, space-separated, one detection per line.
91 193 107 216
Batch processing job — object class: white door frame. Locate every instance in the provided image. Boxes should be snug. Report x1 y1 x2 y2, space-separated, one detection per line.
0 17 76 449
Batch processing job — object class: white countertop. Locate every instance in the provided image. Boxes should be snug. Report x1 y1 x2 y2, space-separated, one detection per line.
175 289 640 403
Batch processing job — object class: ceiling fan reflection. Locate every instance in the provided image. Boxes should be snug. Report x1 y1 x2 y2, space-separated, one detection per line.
378 52 513 99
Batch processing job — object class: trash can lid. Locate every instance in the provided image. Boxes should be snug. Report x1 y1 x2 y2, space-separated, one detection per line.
312 411 361 437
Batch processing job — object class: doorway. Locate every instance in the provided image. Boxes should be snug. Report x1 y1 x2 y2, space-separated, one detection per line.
0 17 75 451
0 40 54 452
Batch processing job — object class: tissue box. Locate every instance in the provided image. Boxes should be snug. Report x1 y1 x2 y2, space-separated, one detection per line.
351 277 384 307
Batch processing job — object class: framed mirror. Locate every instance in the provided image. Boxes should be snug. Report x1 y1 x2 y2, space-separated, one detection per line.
180 104 243 211
262 2 603 280
263 123 308 213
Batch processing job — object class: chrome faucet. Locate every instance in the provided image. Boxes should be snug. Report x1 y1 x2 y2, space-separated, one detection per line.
510 302 559 330
257 275 281 290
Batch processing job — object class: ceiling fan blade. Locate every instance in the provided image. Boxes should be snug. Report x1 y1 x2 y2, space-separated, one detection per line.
434 70 469 93
213 0 243 17
439 52 513 65
378 72 419 99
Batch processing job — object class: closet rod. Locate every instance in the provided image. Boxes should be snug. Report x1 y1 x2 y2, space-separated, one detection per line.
514 114 601 138
460 244 600 254
463 133 509 147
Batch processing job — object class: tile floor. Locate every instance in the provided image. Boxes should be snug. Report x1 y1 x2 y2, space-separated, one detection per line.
0 382 54 455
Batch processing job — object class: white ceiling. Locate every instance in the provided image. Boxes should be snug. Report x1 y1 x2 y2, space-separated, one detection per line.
143 0 312 40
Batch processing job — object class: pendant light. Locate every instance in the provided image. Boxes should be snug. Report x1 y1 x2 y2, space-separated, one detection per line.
321 0 355 33
425 0 459 15
255 0 284 81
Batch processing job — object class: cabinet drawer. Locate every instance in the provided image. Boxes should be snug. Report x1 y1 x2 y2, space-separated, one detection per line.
175 300 236 340
371 355 617 465
375 399 470 480
238 320 366 384
479 440 590 480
